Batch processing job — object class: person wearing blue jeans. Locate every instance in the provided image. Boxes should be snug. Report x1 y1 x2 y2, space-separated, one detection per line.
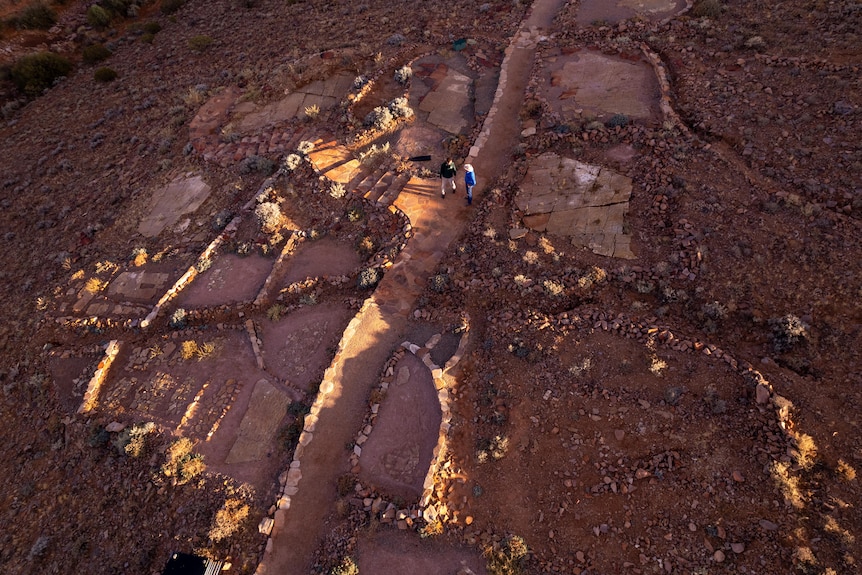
464 163 476 206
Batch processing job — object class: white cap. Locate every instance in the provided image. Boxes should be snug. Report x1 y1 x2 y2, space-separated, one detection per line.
464 164 473 172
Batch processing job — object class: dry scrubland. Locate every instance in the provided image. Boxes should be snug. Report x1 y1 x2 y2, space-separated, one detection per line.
0 0 860 574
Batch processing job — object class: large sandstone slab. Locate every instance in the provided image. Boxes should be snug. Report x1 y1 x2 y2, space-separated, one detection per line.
225 379 290 464
137 175 212 238
517 152 635 259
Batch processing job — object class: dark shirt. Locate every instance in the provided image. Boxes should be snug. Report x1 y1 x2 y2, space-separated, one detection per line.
440 161 457 178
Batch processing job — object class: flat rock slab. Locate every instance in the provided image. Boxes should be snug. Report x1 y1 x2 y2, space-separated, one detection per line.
358 353 442 499
175 254 274 308
357 530 487 575
577 0 686 24
418 66 473 135
236 73 354 132
225 378 290 464
517 152 635 259
307 145 363 184
189 86 242 141
138 175 212 238
543 50 660 121
280 237 361 286
258 302 354 390
107 270 170 302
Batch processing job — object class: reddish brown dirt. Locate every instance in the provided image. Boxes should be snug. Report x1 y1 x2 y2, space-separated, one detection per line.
176 254 274 308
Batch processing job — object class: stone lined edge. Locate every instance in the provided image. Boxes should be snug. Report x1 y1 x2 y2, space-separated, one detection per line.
77 339 122 414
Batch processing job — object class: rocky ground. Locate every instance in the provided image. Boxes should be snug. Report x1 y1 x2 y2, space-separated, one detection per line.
0 0 860 574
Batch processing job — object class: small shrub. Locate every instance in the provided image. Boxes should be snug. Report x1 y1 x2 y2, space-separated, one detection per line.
430 273 450 293
770 314 808 353
364 106 394 131
86 4 111 28
304 103 320 119
161 0 187 14
94 67 118 82
394 65 412 85
283 153 302 171
353 75 368 89
140 32 155 43
17 2 57 30
356 235 376 255
239 154 276 175
388 96 413 119
82 44 112 64
84 277 107 294
606 113 629 128
692 0 721 18
357 267 382 290
143 21 162 34
209 498 249 541
346 206 363 222
212 209 233 231
485 534 528 575
266 304 286 321
296 140 315 155
180 340 198 360
168 308 187 329
11 52 72 96
162 437 207 483
329 181 346 199
188 35 213 52
330 557 359 575
357 142 390 166
114 421 155 457
255 201 283 233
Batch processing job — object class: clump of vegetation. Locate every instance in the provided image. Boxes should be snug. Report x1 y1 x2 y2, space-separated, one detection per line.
209 498 249 541
836 460 856 482
266 304 286 321
485 534 528 575
692 0 722 18
356 235 376 255
346 206 363 222
430 273 450 293
11 52 72 96
330 557 359 575
84 277 107 294
143 21 162 34
86 4 111 28
82 44 112 65
304 103 320 119
542 279 565 297
180 340 215 361
569 357 592 377
329 181 346 199
389 96 413 119
283 153 303 171
357 267 382 290
394 65 412 85
296 140 315 155
476 434 509 463
93 67 118 82
161 0 187 14
188 35 214 52
16 2 57 30
114 421 155 457
364 105 394 131
770 314 808 353
168 308 188 329
357 141 390 167
255 201 283 233
606 113 629 128
162 437 206 484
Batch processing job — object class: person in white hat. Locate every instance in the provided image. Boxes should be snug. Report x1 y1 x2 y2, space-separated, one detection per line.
463 163 476 206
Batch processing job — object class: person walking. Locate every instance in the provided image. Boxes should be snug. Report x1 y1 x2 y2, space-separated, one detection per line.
439 157 457 198
464 163 476 206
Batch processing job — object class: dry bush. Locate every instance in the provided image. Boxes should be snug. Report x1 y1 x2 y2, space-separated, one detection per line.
209 498 249 542
162 437 206 484
84 277 107 294
180 340 198 360
836 459 856 482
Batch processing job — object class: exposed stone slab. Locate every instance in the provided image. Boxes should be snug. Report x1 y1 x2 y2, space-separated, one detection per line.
138 175 212 238
225 379 290 464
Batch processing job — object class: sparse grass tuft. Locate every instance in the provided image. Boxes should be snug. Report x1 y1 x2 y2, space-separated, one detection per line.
836 459 856 482
162 437 206 483
330 557 359 575
84 277 107 294
208 498 249 541
267 304 286 321
304 103 320 119
794 433 817 470
484 534 528 575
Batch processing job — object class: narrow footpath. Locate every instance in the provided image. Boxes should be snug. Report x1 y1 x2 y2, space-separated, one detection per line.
259 0 568 571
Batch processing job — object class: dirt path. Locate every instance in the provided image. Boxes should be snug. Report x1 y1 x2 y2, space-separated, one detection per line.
260 0 569 571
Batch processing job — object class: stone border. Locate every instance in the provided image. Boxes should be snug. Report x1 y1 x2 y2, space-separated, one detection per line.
253 294 379 569
77 339 122 414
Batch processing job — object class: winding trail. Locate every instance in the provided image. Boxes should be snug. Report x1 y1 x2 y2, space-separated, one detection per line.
258 0 568 572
